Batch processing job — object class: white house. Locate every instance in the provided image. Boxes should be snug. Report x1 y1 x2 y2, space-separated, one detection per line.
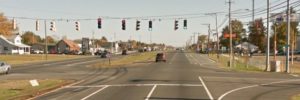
0 35 30 54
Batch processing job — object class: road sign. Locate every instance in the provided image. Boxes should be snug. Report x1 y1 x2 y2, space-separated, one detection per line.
271 13 300 23
223 33 236 38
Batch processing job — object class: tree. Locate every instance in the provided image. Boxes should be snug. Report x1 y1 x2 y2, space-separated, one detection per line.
21 31 42 45
0 13 17 36
271 8 299 52
198 35 207 44
220 19 246 48
95 36 108 46
42 36 55 44
248 18 266 52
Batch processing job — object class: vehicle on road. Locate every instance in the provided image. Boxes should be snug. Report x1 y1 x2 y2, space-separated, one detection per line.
0 61 11 74
101 50 110 58
122 50 127 55
155 53 166 62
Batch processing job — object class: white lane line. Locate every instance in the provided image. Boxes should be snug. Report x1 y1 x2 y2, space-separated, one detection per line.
66 59 99 66
66 84 203 88
27 80 85 100
199 76 214 100
81 85 109 100
217 79 300 100
145 84 157 100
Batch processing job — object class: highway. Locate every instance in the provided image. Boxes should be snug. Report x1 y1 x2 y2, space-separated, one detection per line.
1 51 300 100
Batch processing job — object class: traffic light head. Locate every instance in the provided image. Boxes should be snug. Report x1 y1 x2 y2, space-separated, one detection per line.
136 20 140 31
183 19 187 29
174 20 179 30
149 20 152 29
50 21 56 32
36 20 39 31
98 18 102 29
122 20 126 30
75 21 80 31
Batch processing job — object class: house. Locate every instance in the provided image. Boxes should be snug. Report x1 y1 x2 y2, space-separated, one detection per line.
0 34 30 54
31 43 56 54
56 39 80 54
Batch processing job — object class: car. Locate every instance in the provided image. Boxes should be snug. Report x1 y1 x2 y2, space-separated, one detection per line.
101 51 110 58
122 50 127 55
155 53 166 62
0 61 11 74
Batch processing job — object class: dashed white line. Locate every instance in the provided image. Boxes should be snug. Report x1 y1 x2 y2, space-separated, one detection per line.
145 84 157 100
199 76 214 100
81 85 109 100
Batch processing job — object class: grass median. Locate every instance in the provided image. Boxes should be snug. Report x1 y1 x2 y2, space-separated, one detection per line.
0 54 87 66
209 53 262 72
0 79 73 100
91 52 157 68
292 94 300 100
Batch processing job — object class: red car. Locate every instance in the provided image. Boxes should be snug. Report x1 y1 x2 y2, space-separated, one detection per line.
155 53 166 62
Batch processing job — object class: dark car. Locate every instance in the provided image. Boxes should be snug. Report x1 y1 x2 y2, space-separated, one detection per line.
156 53 166 62
122 50 127 55
101 51 111 58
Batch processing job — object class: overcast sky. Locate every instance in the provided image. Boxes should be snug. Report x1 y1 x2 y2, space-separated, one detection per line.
0 0 294 47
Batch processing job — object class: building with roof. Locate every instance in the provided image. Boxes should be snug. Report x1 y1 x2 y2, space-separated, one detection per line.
56 39 80 54
0 34 30 54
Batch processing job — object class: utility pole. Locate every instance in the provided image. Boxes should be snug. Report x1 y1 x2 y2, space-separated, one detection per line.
266 0 270 71
228 0 233 68
44 20 48 61
92 31 95 56
286 0 290 73
215 14 219 59
252 0 255 22
207 24 211 56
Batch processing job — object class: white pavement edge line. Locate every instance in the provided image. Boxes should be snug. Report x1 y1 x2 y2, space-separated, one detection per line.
199 76 214 100
27 80 85 100
217 79 300 100
145 84 157 100
81 85 109 100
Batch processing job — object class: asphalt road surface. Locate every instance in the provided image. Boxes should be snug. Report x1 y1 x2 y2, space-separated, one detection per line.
1 51 300 100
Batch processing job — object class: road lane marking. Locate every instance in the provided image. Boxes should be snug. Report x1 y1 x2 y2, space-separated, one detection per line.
66 84 203 88
27 80 85 100
66 59 99 66
199 76 214 100
218 79 300 100
145 84 157 100
81 85 109 100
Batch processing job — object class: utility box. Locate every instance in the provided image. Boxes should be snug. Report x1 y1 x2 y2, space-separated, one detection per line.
270 61 281 72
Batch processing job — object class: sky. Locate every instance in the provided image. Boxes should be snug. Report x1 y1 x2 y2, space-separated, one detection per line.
0 0 292 47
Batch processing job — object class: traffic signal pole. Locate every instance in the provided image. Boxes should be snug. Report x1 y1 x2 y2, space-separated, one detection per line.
44 20 48 61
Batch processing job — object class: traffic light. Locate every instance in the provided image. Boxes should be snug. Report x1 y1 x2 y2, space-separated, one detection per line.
97 18 102 29
36 20 39 31
174 20 179 30
183 19 187 29
136 20 140 31
50 21 56 32
75 21 80 31
149 20 152 30
122 19 126 30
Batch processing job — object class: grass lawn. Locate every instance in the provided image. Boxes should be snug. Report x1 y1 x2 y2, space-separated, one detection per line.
92 52 157 68
209 53 263 72
292 94 300 100
0 79 72 100
0 54 87 65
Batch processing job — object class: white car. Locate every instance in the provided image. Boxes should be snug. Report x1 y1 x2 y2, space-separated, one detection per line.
0 61 11 74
